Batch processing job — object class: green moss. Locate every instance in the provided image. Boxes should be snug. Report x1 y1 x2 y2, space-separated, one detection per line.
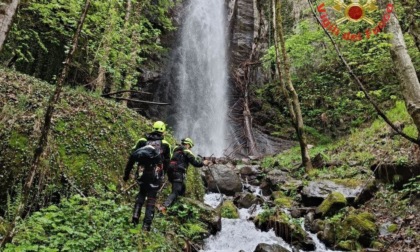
271 191 293 208
387 223 398 233
337 240 357 251
221 200 239 219
331 179 362 188
341 212 377 240
8 131 29 151
371 241 384 249
316 192 347 217
185 166 205 201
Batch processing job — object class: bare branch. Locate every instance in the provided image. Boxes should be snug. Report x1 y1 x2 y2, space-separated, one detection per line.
110 97 170 105
102 90 152 97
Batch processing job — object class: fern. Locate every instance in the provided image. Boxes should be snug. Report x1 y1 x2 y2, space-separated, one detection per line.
6 185 22 222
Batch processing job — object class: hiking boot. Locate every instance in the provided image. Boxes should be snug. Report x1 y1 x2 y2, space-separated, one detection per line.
132 216 139 226
142 224 151 232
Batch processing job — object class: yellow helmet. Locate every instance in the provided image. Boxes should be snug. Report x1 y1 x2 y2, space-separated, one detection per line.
181 138 194 148
153 121 166 133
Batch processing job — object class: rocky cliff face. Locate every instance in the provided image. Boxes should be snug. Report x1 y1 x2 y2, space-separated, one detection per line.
134 0 310 156
227 0 310 156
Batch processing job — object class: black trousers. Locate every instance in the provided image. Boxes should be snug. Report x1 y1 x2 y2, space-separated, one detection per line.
164 171 185 207
133 182 158 227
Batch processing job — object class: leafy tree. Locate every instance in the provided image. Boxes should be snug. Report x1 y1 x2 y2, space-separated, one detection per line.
0 0 175 93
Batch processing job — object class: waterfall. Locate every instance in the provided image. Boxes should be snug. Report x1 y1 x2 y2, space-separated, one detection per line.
172 0 229 157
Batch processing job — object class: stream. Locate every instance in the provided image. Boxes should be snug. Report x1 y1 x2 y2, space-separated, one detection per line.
201 189 341 252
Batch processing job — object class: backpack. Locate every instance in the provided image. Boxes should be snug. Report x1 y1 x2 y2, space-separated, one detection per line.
132 145 160 168
168 146 187 172
146 139 163 161
132 145 161 183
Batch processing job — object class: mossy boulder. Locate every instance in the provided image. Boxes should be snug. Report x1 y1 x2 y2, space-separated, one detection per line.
316 192 347 217
271 191 293 208
220 200 239 219
235 192 258 208
371 241 384 249
337 240 360 251
339 211 378 247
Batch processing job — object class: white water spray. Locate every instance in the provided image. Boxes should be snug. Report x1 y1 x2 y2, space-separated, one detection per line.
173 0 229 157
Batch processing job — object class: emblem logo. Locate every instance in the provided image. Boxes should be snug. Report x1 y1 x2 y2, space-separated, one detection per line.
317 1 394 41
333 0 378 25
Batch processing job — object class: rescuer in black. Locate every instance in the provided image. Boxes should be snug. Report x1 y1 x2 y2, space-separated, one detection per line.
132 121 172 180
123 145 162 231
159 138 209 213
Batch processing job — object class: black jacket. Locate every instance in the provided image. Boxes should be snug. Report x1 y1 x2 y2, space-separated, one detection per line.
169 145 204 172
124 146 162 182
133 132 171 172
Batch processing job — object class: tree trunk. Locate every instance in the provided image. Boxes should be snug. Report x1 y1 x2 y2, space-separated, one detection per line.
386 4 420 138
272 0 312 171
243 75 259 156
0 0 91 248
0 0 20 52
121 0 133 107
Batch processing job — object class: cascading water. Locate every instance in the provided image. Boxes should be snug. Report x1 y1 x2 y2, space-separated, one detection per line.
172 0 229 157
202 193 293 252
202 187 342 252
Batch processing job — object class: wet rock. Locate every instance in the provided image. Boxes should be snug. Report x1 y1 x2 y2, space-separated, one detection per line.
315 192 347 217
354 180 378 206
318 222 335 246
305 211 315 230
300 238 316 251
203 164 242 196
234 192 261 208
254 243 289 252
290 207 303 219
260 179 272 196
238 164 261 175
301 180 363 206
259 170 301 195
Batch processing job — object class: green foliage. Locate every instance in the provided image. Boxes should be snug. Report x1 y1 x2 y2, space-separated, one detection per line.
259 6 420 139
254 206 276 225
179 223 208 242
401 175 420 195
220 200 239 219
1 0 175 91
3 195 180 251
261 99 416 181
0 69 175 215
168 202 199 222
